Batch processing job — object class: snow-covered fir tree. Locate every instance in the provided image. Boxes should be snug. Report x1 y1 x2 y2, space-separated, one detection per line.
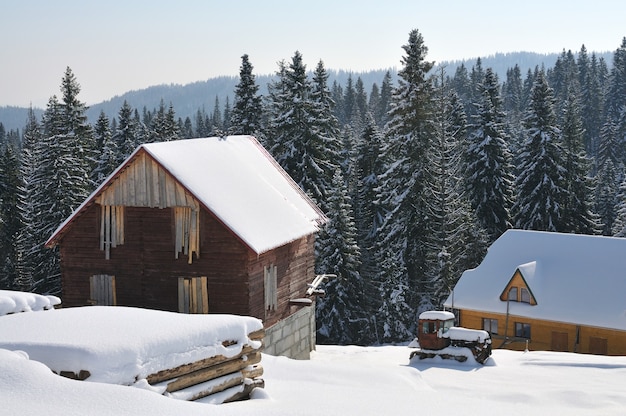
464 67 514 243
229 54 263 138
0 141 22 290
26 68 96 294
14 108 40 292
513 71 569 232
266 52 339 212
559 93 598 234
352 114 385 277
612 176 626 236
375 28 434 340
114 101 140 163
316 168 369 345
151 100 180 142
423 71 488 309
92 111 116 184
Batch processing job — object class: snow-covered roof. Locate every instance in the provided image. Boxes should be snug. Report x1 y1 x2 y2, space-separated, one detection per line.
444 229 626 331
419 311 455 321
47 136 326 254
0 290 61 315
0 306 263 385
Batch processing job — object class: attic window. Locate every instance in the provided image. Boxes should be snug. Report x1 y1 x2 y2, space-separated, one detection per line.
508 287 518 301
520 287 531 303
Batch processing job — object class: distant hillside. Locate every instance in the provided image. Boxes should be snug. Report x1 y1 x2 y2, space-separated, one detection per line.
0 50 614 133
84 69 396 125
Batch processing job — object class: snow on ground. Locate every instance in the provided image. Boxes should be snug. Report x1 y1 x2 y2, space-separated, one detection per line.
1 304 625 415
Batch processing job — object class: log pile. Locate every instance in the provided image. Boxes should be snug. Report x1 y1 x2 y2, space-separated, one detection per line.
146 328 265 403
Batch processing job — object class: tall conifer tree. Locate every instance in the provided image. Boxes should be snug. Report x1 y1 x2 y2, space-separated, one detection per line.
464 68 514 242
230 54 263 137
513 71 568 231
375 28 434 339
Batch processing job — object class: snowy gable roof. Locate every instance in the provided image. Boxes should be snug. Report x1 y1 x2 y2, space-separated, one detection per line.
47 136 326 254
444 229 626 331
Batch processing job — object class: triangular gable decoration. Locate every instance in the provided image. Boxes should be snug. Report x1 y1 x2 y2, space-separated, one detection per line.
499 262 538 305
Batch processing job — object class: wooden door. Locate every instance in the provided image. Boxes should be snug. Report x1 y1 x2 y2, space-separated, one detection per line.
551 331 568 352
589 337 608 355
90 274 117 306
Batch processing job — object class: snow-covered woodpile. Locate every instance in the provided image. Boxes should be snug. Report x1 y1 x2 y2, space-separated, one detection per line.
0 290 61 315
0 305 266 404
146 327 265 402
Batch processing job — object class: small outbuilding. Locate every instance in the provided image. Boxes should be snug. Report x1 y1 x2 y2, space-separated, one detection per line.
46 135 327 359
444 229 626 355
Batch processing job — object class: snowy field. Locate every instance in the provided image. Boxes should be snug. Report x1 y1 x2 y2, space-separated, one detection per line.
3 344 626 415
1 293 625 415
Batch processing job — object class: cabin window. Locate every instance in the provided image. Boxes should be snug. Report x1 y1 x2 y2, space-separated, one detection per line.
90 274 116 306
174 207 200 264
178 276 208 314
520 287 531 303
100 205 125 259
508 287 518 301
264 265 278 311
515 322 531 339
422 321 437 334
483 318 498 335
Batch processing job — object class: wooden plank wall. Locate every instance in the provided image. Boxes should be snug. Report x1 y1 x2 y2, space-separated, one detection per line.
60 204 250 314
460 309 626 355
247 234 316 327
96 152 198 210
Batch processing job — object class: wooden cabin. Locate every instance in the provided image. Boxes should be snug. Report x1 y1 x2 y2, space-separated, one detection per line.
45 136 327 359
444 230 626 356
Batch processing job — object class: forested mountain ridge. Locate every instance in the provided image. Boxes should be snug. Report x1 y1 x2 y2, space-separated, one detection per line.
2 51 612 133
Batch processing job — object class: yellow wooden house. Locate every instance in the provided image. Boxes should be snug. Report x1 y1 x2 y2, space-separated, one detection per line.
444 230 626 355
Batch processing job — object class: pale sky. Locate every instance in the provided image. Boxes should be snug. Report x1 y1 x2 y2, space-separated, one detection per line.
1 0 624 107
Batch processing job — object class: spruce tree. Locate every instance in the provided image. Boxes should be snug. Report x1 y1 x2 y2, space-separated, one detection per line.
230 54 263 136
0 142 22 290
315 168 368 345
267 52 338 212
375 28 434 340
612 177 626 236
465 68 514 243
30 68 95 294
114 101 139 162
92 111 116 184
595 159 619 235
560 93 598 234
513 71 569 232
377 71 394 128
606 37 626 120
15 108 40 292
424 70 488 309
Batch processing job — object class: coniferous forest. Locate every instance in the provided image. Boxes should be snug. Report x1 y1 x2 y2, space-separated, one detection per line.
1 30 626 345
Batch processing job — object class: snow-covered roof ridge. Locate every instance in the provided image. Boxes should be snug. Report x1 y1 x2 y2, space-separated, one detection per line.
47 135 327 254
444 229 626 331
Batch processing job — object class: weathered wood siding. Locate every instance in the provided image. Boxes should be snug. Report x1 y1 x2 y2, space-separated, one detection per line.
59 202 317 328
59 204 249 314
96 151 199 209
247 234 316 327
459 309 626 356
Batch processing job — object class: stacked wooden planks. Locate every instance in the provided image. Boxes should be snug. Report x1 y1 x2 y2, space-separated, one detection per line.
146 328 265 403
